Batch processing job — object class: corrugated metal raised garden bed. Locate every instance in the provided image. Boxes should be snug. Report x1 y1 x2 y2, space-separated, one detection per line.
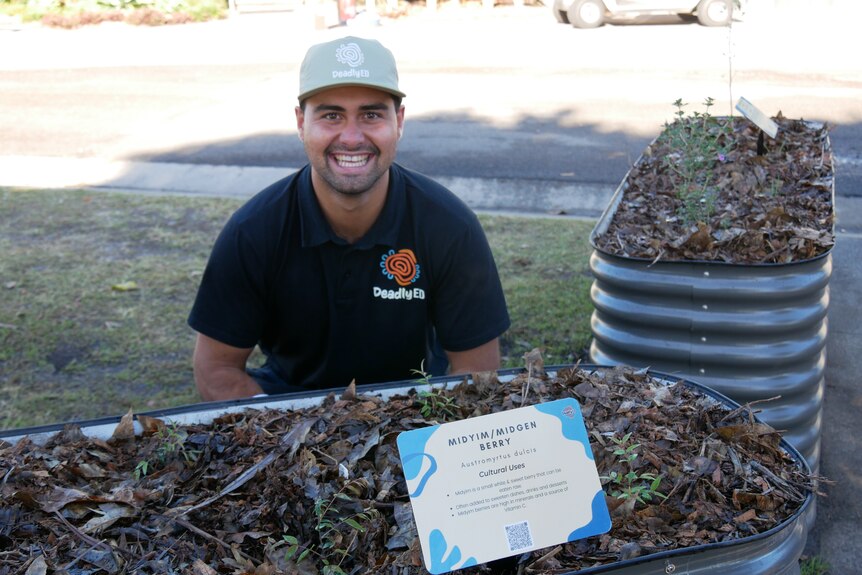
589 111 834 472
0 362 814 574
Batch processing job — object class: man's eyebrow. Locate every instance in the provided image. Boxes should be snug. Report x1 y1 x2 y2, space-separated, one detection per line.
312 103 390 113
359 103 390 111
312 104 346 113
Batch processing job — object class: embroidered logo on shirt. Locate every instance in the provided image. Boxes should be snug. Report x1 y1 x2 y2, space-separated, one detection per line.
374 248 425 301
380 248 421 286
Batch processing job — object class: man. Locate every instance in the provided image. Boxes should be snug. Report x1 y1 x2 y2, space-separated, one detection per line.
188 36 510 400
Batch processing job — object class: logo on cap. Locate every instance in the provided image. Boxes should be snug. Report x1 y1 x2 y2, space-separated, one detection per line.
336 43 364 68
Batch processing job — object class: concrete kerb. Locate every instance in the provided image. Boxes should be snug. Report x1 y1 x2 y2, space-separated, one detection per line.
0 155 617 217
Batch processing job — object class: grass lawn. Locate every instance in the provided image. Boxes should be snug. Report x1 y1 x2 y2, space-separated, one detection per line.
0 187 596 430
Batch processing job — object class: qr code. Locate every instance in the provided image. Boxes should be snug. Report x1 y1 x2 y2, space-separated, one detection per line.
504 520 533 552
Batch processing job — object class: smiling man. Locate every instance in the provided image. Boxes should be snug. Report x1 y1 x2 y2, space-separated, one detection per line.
187 36 510 400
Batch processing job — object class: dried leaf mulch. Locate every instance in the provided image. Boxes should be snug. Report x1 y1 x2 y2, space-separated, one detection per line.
592 115 835 264
1 360 816 574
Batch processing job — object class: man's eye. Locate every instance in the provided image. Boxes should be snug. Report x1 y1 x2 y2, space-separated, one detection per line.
323 113 340 120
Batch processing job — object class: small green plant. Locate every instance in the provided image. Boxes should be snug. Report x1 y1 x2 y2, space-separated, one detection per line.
133 459 150 480
416 387 459 421
283 480 379 574
800 555 830 575
154 422 199 465
602 432 667 505
662 97 733 225
412 364 460 422
133 422 199 480
410 362 432 386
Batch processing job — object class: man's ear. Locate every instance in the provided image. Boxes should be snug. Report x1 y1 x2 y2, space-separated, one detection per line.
295 106 305 141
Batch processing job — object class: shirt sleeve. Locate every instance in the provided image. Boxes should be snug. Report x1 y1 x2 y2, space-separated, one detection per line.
187 216 270 350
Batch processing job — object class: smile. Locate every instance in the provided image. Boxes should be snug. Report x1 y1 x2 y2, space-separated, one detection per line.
333 153 370 168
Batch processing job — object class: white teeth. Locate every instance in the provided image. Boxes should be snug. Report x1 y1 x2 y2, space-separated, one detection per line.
334 154 369 168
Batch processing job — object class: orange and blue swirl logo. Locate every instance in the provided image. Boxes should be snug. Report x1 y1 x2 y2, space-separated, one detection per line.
381 248 420 286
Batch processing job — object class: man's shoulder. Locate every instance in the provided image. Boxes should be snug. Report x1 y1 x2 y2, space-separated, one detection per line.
394 164 475 223
395 164 455 200
230 169 304 227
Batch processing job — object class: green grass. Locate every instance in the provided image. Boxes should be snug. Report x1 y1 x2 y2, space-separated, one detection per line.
0 188 596 430
801 556 831 575
485 215 595 367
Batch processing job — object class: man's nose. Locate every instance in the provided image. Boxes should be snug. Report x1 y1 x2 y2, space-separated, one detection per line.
339 119 364 146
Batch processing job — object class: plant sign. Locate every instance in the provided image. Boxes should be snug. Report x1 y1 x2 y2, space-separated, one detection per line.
735 96 779 139
397 398 611 574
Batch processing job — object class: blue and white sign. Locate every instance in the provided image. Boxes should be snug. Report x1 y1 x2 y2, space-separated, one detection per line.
397 398 611 573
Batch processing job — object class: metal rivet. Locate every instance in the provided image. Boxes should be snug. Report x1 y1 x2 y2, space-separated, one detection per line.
702 304 709 310
703 271 710 277
666 563 676 574
701 337 707 342
699 368 706 374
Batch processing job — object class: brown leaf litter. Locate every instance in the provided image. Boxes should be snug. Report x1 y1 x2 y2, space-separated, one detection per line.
592 115 834 264
0 362 818 574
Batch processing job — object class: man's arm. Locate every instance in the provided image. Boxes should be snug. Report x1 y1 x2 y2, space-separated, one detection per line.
193 333 263 401
445 338 501 375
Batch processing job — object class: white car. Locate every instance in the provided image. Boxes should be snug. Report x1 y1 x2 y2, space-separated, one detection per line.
552 0 734 28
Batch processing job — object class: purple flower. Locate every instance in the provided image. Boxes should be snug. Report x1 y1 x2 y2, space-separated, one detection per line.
718 153 727 162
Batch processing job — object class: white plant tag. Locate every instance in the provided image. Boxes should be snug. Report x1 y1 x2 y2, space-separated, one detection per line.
735 97 779 138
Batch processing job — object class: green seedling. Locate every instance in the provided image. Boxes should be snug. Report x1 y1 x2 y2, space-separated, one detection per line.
416 387 459 422
133 460 150 480
602 432 668 505
133 422 199 480
283 480 379 574
411 363 460 422
153 423 199 465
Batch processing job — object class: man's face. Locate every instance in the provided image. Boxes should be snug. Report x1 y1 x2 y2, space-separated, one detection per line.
296 86 404 198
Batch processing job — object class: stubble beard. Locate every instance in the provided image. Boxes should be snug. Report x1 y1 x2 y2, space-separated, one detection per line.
315 144 388 197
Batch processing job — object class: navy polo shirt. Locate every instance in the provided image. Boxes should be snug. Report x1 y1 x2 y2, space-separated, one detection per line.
188 163 510 392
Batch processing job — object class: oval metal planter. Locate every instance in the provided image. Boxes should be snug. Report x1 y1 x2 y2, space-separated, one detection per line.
0 366 813 575
588 122 834 475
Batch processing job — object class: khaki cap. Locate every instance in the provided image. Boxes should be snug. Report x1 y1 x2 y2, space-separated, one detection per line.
298 36 406 102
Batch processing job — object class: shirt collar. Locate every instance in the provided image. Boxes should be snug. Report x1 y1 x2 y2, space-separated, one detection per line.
299 164 405 249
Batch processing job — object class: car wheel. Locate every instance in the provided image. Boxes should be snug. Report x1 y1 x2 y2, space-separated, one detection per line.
567 0 605 29
696 0 732 26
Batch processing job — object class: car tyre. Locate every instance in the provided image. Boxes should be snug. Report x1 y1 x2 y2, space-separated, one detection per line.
696 0 732 26
567 0 605 29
